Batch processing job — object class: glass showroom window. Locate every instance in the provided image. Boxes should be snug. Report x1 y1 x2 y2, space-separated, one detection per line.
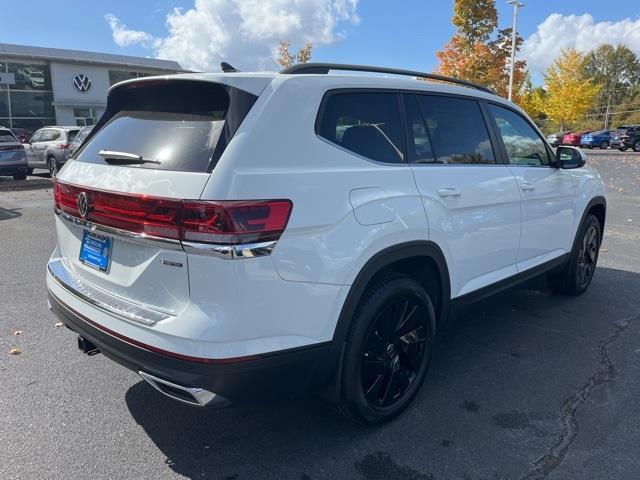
108 70 137 86
2 61 54 130
74 108 97 126
7 62 52 91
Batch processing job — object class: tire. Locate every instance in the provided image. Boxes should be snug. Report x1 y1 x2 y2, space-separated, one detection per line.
48 157 58 178
338 275 436 424
600 141 609 150
618 147 628 152
27 168 33 175
548 214 601 295
633 140 640 153
12 173 27 181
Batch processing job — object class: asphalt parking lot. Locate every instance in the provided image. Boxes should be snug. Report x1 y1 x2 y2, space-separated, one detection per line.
1 151 639 480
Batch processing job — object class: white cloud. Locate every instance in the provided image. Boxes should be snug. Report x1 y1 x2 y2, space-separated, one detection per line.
105 14 157 48
523 13 640 74
105 0 360 72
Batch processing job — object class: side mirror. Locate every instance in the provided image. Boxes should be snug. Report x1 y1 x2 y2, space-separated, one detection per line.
555 146 586 169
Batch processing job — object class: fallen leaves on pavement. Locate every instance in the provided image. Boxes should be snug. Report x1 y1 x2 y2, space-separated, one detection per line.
13 330 23 336
55 322 64 328
9 347 22 355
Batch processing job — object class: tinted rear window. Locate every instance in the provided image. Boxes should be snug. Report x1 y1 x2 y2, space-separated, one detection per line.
0 131 17 143
318 92 405 164
75 81 257 172
67 130 79 142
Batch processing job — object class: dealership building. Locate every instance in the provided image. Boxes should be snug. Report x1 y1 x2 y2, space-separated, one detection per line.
0 43 185 131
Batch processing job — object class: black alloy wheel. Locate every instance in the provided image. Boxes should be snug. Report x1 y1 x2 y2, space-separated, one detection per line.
361 295 429 408
339 275 436 424
576 224 599 290
548 214 601 295
48 158 58 178
634 140 640 153
600 140 609 150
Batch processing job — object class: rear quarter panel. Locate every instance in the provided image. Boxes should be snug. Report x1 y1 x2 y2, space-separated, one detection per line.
200 76 429 287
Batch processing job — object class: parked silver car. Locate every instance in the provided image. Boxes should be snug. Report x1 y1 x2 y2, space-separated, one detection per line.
0 128 29 180
26 126 80 177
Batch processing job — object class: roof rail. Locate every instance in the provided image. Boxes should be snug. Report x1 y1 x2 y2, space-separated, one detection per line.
280 63 496 95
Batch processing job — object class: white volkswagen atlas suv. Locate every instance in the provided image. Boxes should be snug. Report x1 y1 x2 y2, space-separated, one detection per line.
47 63 606 424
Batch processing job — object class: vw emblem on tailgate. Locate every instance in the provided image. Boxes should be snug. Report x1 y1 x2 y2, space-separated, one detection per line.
77 192 90 218
73 73 92 93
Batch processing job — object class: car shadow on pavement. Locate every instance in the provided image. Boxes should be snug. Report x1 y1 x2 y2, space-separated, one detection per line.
0 177 52 192
125 266 640 480
0 207 22 221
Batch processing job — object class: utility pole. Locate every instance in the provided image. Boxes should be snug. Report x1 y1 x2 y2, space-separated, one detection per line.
507 1 525 101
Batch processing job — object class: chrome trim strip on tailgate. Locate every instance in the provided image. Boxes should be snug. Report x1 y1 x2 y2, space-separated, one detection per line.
55 208 277 259
54 208 183 251
47 258 174 326
182 240 277 259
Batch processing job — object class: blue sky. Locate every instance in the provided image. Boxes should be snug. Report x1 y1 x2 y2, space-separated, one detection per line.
1 0 639 82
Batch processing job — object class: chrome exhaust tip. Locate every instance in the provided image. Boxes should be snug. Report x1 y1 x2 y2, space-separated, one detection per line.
138 371 221 407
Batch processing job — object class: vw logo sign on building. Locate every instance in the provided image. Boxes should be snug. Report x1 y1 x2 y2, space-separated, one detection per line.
73 73 92 93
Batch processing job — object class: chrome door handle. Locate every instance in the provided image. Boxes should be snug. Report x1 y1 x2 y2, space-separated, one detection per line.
437 188 461 198
520 182 535 191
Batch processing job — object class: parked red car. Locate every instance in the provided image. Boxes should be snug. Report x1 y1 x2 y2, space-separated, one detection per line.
562 130 592 146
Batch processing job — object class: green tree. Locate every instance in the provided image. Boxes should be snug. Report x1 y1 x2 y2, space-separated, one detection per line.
584 44 640 127
452 0 498 44
541 49 601 130
585 44 640 104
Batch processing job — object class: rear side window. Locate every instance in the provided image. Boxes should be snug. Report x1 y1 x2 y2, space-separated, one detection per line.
318 92 404 164
75 81 257 173
403 94 435 164
487 104 550 166
416 95 495 164
49 130 61 141
0 131 17 143
67 130 79 143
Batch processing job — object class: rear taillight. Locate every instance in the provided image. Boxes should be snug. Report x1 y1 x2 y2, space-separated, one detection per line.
53 179 292 245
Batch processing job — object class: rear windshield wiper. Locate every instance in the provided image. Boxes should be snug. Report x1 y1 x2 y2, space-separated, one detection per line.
98 150 161 165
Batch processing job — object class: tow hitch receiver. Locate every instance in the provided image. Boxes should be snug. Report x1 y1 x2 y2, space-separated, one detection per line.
77 336 100 355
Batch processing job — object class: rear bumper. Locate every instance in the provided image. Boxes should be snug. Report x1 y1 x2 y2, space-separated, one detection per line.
0 164 28 175
48 290 333 405
610 139 633 148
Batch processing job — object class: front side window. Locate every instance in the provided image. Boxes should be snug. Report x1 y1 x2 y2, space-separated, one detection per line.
318 92 404 164
488 104 550 166
416 95 495 164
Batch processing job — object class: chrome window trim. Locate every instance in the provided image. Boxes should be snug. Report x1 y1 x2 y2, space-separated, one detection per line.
47 258 174 326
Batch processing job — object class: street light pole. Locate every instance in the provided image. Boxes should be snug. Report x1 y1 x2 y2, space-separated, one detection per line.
507 0 524 101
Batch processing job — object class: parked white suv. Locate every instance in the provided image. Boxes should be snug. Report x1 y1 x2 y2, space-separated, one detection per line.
47 64 606 423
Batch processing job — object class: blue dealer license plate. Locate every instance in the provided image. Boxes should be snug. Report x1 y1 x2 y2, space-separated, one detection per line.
79 230 112 272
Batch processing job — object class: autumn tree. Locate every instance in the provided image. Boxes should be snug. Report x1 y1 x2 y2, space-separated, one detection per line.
541 48 601 130
276 40 313 68
435 0 528 101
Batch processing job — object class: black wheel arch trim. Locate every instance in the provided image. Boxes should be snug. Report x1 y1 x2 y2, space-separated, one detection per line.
319 240 450 399
576 196 606 247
